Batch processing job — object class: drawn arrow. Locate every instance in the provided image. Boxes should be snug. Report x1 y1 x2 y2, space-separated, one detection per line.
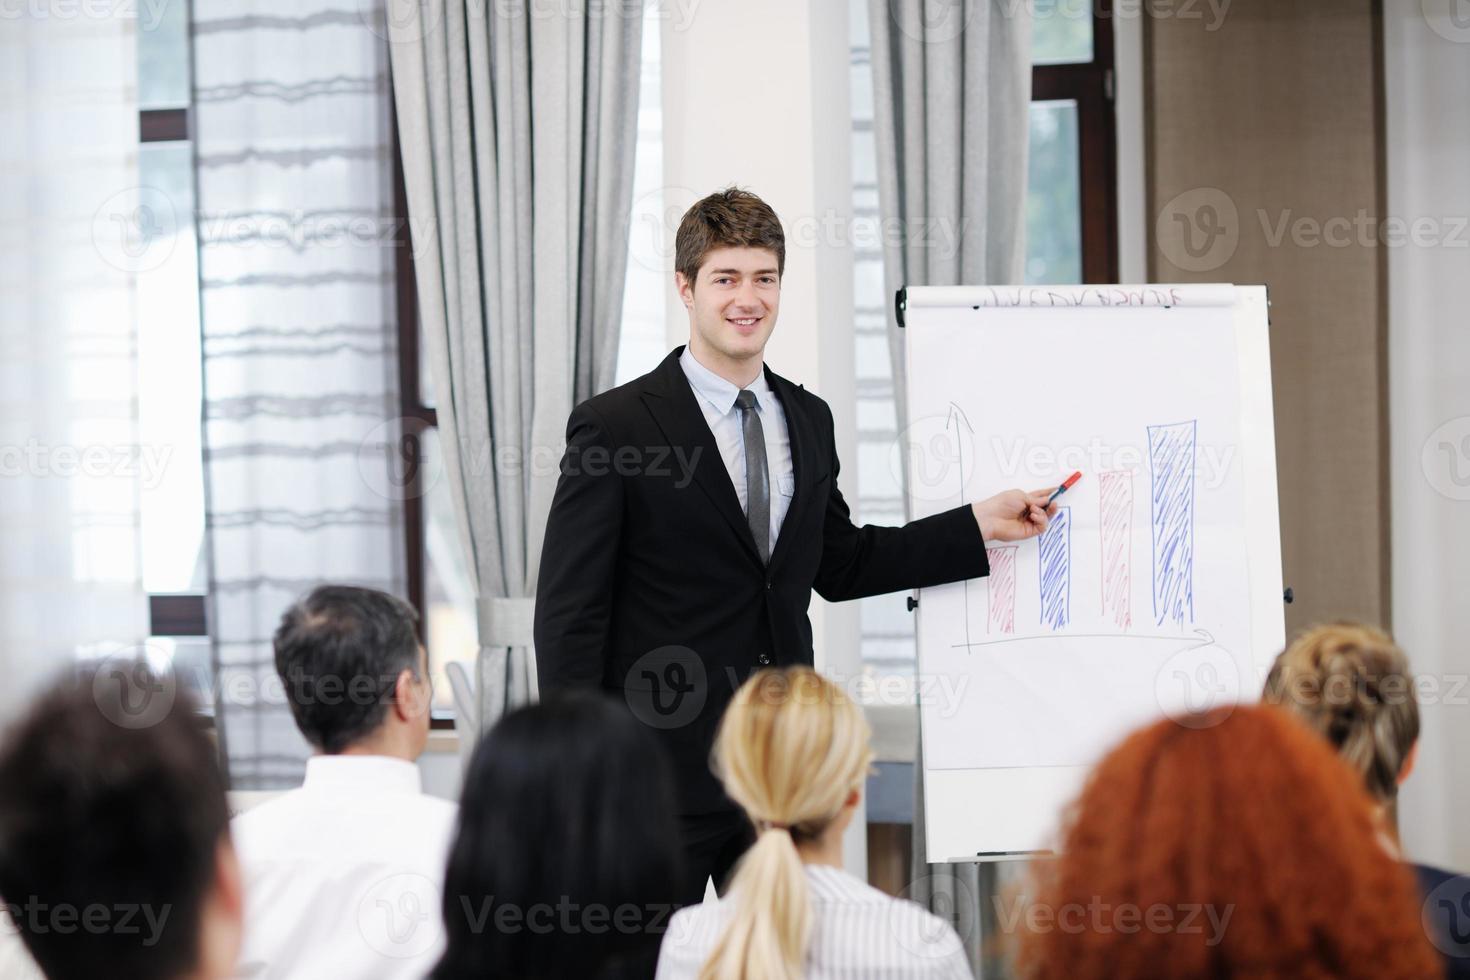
947 403 977 651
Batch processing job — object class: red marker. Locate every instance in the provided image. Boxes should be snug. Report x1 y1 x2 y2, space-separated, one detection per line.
1045 471 1082 506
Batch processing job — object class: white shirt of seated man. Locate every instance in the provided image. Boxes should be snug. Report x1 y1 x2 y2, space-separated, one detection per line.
230 645 456 980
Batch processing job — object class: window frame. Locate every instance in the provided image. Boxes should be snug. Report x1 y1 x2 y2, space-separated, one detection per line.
1032 0 1119 284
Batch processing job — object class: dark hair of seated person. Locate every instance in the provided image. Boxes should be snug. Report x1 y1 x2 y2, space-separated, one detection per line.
0 666 230 980
433 691 683 980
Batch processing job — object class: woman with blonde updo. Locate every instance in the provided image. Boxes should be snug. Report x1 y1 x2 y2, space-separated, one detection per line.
655 667 973 980
1262 621 1470 977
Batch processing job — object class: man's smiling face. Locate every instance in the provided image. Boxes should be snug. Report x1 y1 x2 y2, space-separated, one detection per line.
678 245 781 370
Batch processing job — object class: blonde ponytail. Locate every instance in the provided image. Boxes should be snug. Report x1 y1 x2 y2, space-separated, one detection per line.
697 668 873 980
1262 622 1419 802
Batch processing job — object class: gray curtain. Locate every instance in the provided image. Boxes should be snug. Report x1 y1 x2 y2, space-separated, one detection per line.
194 0 404 788
385 0 643 745
867 1 1032 975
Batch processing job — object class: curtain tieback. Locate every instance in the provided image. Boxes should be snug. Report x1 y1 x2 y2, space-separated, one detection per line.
475 597 536 648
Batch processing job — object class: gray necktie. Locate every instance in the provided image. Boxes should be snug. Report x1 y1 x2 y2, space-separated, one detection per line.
735 390 770 564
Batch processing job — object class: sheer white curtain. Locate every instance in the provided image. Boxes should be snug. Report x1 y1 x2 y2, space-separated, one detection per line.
193 0 403 788
0 10 150 724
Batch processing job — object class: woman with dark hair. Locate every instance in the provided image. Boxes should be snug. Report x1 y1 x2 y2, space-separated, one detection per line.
1013 704 1439 980
433 692 682 980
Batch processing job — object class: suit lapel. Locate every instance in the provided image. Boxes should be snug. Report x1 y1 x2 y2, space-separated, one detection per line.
640 348 764 567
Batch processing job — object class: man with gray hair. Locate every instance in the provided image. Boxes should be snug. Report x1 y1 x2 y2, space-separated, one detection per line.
231 585 457 979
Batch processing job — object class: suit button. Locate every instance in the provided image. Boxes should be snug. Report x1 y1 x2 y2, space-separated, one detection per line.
758 653 771 665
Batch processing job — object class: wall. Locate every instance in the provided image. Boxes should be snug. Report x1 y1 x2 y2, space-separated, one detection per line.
1144 0 1388 635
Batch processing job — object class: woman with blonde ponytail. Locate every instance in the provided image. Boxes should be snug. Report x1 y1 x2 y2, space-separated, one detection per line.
656 667 973 980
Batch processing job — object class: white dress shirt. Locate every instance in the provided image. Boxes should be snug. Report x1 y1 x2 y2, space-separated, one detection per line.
230 755 458 980
679 347 796 557
655 864 974 979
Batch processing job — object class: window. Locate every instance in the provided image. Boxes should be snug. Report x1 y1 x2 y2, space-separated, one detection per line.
135 0 211 699
849 0 1118 683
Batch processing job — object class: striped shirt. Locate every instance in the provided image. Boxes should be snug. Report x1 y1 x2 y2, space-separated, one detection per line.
655 864 975 979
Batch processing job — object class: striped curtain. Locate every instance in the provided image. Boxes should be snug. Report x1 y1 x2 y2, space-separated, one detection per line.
193 0 403 787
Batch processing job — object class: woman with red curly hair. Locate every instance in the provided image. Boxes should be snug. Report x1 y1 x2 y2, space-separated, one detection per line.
1012 703 1439 979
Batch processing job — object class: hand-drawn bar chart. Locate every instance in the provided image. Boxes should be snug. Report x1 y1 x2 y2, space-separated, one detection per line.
1098 470 1134 630
1149 420 1197 627
985 546 1017 634
1038 507 1072 629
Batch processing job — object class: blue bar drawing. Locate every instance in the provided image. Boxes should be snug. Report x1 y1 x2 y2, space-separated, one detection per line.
1039 506 1071 630
1149 420 1197 627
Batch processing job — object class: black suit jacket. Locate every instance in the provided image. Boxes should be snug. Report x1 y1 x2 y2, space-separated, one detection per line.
533 347 989 813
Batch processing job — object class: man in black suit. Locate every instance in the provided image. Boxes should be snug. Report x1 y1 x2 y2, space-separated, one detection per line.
534 188 1056 905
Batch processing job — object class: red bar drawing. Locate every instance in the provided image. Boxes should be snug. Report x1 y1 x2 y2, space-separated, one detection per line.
1099 469 1134 630
986 546 1017 634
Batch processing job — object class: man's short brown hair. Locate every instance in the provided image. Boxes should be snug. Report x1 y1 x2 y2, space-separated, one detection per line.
675 187 785 286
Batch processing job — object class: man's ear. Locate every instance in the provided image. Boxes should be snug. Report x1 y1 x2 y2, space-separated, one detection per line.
394 668 428 722
675 271 694 310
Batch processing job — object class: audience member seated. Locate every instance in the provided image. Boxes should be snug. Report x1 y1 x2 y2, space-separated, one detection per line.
1012 703 1439 980
656 666 974 980
433 692 681 980
231 585 455 978
0 667 241 980
1263 621 1470 976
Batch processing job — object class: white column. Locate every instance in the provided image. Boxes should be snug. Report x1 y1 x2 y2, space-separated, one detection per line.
1384 3 1470 871
660 0 866 877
